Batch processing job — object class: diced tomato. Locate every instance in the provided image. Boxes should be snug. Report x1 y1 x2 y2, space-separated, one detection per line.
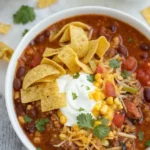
104 81 116 97
113 113 125 128
122 56 137 72
124 100 142 119
29 54 42 68
95 65 104 74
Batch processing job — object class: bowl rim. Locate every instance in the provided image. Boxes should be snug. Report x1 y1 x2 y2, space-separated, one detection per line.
5 6 150 150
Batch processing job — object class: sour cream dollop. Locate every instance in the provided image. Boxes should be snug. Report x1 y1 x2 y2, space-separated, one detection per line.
57 73 96 126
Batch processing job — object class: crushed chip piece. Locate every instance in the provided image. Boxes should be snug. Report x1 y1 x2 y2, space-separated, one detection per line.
89 60 97 72
0 23 11 34
36 75 56 83
58 46 80 73
60 28 70 43
38 0 57 8
0 42 13 61
21 82 59 103
52 55 63 64
41 93 66 112
23 64 60 89
41 57 66 74
43 47 61 57
141 7 150 25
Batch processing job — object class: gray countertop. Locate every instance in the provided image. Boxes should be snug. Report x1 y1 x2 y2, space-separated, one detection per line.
0 0 149 150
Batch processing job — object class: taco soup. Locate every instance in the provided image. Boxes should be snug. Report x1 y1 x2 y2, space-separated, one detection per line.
13 15 150 150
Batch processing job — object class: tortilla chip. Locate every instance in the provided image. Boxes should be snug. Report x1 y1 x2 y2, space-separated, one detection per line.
23 64 60 89
36 75 56 83
41 57 66 74
38 0 57 8
70 25 89 58
21 82 59 103
60 28 70 43
0 42 13 61
89 60 97 72
58 46 80 73
50 22 91 41
0 23 11 34
43 47 61 57
96 36 110 58
52 55 63 64
41 93 66 112
141 7 150 25
82 39 99 64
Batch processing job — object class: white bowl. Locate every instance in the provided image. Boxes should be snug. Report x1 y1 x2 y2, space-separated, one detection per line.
5 6 150 150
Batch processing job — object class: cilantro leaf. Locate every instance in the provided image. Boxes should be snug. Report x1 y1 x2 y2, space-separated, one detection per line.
13 5 36 24
35 118 49 132
145 140 150 147
109 59 120 68
98 117 109 125
138 131 144 141
73 72 80 79
22 29 29 36
77 113 95 129
128 37 133 42
93 124 110 139
36 148 42 150
72 92 78 100
121 70 130 79
86 86 90 90
24 115 32 123
79 107 85 111
87 74 95 82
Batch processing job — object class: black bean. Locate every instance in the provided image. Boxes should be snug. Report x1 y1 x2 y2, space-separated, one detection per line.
13 78 22 91
109 25 117 33
27 107 38 118
144 87 150 103
118 45 128 57
140 43 150 51
35 35 45 43
140 52 148 59
16 66 26 78
44 30 50 37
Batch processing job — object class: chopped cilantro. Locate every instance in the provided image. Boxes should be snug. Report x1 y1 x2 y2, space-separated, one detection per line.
87 74 95 82
138 131 144 141
77 113 95 129
72 92 78 100
35 118 49 132
36 148 42 150
79 107 85 111
93 124 110 139
145 140 150 147
13 5 36 24
73 72 80 79
86 86 90 90
121 70 130 79
109 59 120 68
22 29 29 36
128 37 133 42
24 115 32 123
81 85 84 87
98 117 109 125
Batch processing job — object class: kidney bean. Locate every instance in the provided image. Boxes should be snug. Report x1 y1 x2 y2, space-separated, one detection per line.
35 35 45 43
25 122 35 133
29 54 42 68
144 87 150 103
16 66 26 78
109 25 117 33
140 43 150 51
44 30 50 37
13 78 22 91
27 106 38 119
118 45 128 57
140 52 148 59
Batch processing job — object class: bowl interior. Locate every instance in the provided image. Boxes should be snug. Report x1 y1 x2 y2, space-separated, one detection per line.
5 6 150 150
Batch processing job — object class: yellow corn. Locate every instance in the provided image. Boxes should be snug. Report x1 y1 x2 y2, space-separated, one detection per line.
108 131 114 137
111 104 117 110
93 103 102 111
72 124 80 131
101 92 106 99
93 92 101 101
59 134 67 140
18 116 25 124
94 121 101 127
101 139 109 147
57 110 63 117
95 73 101 81
114 98 121 105
93 81 100 87
100 105 109 115
60 116 67 124
105 108 114 121
106 97 113 105
92 110 99 118
118 104 123 110
89 92 94 99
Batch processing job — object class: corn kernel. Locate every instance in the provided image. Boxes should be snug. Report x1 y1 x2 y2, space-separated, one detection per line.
93 103 102 111
26 105 32 110
93 92 101 101
101 92 106 99
108 131 114 137
57 110 63 117
59 134 67 140
93 82 100 87
118 104 123 110
101 139 109 147
72 124 80 131
105 108 114 121
114 98 121 105
14 92 20 99
95 88 100 92
100 105 108 115
94 121 101 127
102 101 106 105
95 73 101 81
33 137 41 144
35 131 41 137
106 97 113 105
60 116 67 124
89 92 94 99
111 104 117 110
18 116 25 124
92 110 99 117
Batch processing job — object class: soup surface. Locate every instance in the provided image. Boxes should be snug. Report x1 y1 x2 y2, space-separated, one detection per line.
13 15 150 150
